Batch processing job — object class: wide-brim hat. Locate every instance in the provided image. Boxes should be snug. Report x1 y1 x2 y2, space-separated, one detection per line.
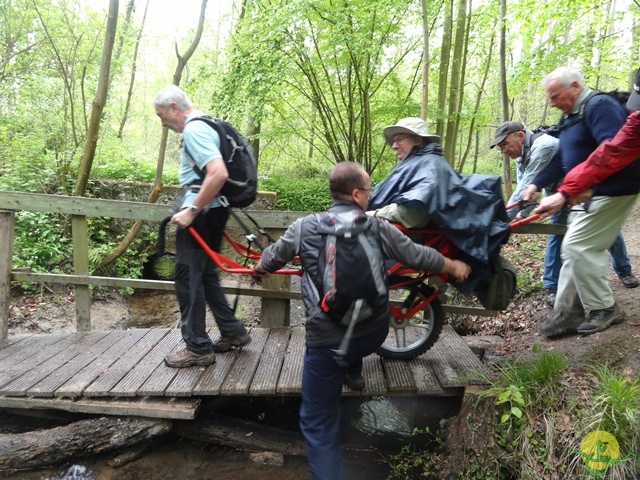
627 68 640 111
489 121 525 148
383 117 440 146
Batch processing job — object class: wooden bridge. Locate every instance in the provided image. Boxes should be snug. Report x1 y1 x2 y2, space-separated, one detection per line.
0 191 559 422
0 325 487 420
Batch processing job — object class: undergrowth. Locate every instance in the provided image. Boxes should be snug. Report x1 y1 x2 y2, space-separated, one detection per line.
386 350 640 479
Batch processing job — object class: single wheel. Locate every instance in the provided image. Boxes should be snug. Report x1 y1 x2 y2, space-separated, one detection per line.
377 283 445 360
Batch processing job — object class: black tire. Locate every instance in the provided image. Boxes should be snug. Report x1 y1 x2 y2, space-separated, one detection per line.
376 284 445 360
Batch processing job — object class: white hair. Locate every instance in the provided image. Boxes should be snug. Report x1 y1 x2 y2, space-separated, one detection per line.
543 67 585 89
153 85 193 111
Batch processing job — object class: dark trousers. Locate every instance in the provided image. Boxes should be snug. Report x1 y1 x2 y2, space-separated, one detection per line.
300 325 388 480
174 207 247 354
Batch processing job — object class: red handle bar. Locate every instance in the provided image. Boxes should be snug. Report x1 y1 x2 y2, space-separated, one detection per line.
188 226 302 276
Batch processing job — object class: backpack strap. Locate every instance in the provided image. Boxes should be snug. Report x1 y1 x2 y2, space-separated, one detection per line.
182 116 230 181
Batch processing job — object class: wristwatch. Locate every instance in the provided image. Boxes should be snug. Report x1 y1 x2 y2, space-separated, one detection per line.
189 205 200 214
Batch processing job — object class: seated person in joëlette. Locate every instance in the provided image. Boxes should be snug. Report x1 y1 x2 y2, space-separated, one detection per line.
367 117 511 296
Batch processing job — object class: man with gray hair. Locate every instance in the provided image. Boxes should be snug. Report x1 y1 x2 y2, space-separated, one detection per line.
154 85 250 368
523 67 640 336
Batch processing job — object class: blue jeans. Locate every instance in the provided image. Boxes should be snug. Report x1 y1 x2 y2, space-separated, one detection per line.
174 207 247 354
543 210 632 291
300 326 388 480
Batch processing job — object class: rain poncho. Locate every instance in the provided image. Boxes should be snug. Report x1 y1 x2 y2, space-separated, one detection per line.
369 143 511 293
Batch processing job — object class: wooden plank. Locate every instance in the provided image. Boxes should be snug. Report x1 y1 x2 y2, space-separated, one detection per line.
249 328 291 395
383 358 416 392
0 334 82 391
218 328 268 395
27 332 125 397
409 357 445 395
359 355 387 396
277 326 305 394
83 329 169 396
10 271 303 299
71 215 90 331
0 334 38 362
165 329 223 397
0 395 200 420
0 211 14 340
426 326 489 388
136 330 184 396
54 329 149 398
0 332 109 396
0 191 304 227
109 329 182 397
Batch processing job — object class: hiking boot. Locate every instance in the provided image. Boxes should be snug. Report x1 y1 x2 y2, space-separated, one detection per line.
164 347 216 368
539 311 583 337
212 332 252 353
545 289 557 306
619 273 639 289
577 304 626 335
344 372 365 391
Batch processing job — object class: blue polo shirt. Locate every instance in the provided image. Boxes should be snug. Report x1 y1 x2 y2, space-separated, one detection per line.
179 111 224 210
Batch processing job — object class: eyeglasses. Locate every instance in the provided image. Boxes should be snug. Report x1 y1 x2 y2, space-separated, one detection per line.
357 187 372 196
392 135 412 145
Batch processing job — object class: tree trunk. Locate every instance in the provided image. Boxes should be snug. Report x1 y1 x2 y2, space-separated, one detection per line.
75 0 119 197
0 417 171 471
498 0 512 199
443 0 468 163
98 0 207 269
118 0 150 139
420 0 430 121
173 413 307 457
457 19 497 172
435 0 453 139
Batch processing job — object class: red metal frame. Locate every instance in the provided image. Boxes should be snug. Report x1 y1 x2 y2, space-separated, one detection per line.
191 208 541 286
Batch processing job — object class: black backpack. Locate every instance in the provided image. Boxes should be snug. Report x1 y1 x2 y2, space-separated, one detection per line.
533 89 631 140
183 116 258 208
312 211 388 326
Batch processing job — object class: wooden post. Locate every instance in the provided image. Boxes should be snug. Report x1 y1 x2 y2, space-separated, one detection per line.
71 215 91 331
260 228 291 327
0 211 15 340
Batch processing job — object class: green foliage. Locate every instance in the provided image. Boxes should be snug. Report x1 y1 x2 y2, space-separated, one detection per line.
260 174 332 212
13 212 72 274
584 365 640 454
484 346 568 406
386 427 446 480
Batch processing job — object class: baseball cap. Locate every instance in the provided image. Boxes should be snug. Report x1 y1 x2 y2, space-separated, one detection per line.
490 121 525 148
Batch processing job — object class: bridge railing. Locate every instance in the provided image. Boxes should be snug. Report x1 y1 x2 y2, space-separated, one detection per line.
0 191 565 339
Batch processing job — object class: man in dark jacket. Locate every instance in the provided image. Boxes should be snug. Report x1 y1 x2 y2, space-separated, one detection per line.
253 162 470 480
523 67 640 337
535 68 640 212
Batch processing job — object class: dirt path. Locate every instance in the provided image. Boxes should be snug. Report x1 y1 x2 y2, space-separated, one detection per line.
485 201 640 374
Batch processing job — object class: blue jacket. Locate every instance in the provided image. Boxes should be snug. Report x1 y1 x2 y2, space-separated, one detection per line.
532 92 640 197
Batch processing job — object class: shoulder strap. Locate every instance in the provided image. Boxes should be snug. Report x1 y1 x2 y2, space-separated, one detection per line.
182 116 229 180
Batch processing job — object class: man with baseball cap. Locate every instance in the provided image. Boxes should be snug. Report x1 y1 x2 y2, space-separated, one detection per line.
490 121 561 304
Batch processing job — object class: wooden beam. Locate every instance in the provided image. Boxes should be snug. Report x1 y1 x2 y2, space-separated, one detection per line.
0 395 200 420
0 212 14 340
71 215 91 331
0 191 305 228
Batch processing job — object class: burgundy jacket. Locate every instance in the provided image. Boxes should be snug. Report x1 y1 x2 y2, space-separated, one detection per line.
559 111 640 197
